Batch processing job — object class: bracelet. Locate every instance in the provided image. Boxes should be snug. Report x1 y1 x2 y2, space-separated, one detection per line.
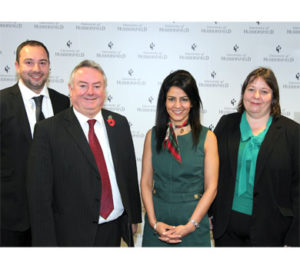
153 221 158 231
189 219 200 229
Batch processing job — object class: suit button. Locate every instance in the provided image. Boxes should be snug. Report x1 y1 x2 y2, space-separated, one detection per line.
194 194 199 199
153 189 156 195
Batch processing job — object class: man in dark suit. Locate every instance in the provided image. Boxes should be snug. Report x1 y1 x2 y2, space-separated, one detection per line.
0 40 70 246
27 59 142 246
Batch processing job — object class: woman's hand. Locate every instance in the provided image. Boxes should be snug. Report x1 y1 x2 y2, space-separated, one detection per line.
157 222 196 244
155 222 181 244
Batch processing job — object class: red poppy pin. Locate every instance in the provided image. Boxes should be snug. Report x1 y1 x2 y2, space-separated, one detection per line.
107 115 115 127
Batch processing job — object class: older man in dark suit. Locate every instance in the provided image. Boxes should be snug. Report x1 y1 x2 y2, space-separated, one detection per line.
0 40 70 246
27 59 142 246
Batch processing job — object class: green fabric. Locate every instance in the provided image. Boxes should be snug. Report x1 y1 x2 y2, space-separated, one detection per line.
142 127 211 247
232 112 272 215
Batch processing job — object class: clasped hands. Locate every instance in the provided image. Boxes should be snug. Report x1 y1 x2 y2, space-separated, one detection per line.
155 221 195 244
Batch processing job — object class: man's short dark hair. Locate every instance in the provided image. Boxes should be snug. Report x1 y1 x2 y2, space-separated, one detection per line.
16 40 50 63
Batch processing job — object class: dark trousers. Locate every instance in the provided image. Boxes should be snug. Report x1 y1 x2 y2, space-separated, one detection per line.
0 228 31 247
215 210 252 247
94 217 122 247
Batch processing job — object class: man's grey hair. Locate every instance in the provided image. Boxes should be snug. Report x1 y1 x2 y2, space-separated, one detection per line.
68 59 107 87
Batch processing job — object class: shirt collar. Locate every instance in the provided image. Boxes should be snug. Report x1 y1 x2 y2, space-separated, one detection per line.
240 111 273 142
73 107 104 127
240 111 253 142
18 79 50 101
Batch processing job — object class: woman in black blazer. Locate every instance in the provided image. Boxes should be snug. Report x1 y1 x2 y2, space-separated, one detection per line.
211 67 299 246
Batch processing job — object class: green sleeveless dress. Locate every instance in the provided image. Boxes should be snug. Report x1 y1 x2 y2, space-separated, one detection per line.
142 126 211 247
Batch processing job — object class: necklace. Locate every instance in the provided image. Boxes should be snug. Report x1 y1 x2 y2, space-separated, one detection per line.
175 120 189 134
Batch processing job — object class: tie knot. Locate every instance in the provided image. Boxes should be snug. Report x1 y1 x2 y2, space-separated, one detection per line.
32 95 44 106
88 119 97 128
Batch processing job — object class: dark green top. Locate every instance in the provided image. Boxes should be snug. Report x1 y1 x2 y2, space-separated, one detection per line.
142 126 211 247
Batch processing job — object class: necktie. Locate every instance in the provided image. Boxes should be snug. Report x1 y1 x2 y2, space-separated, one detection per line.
87 119 114 219
32 96 45 122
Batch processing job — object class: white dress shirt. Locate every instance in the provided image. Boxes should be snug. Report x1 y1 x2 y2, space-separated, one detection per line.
18 80 54 137
73 107 124 224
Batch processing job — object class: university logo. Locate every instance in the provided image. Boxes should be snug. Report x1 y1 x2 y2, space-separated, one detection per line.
118 24 147 32
96 41 125 59
198 70 229 89
211 71 216 79
107 94 113 102
244 22 274 34
128 69 134 76
282 72 300 89
55 40 84 57
75 23 106 31
191 43 197 51
150 42 155 50
138 42 167 60
4 65 10 73
66 40 72 48
201 22 232 34
159 23 189 33
148 96 154 104
276 45 282 53
233 44 239 52
117 68 145 86
108 41 114 49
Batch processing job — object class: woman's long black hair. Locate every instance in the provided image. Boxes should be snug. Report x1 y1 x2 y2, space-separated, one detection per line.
155 70 203 153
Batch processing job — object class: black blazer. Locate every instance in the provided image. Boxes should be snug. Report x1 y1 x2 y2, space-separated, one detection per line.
27 107 142 246
211 112 300 246
0 84 70 231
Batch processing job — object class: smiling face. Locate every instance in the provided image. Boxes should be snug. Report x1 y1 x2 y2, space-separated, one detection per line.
15 45 50 93
243 76 273 119
165 86 191 125
69 67 106 118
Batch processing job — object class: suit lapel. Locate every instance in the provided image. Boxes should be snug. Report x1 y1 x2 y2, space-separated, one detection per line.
255 116 282 183
48 88 65 114
48 89 58 114
102 110 119 176
11 85 32 142
228 115 241 179
63 108 99 174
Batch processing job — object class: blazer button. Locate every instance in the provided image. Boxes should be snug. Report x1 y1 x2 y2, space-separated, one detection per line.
153 189 156 195
194 194 199 199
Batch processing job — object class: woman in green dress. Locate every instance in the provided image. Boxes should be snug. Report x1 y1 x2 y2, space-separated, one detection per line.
141 70 219 246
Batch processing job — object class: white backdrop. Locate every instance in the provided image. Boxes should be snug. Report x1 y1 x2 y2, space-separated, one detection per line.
1 21 299 246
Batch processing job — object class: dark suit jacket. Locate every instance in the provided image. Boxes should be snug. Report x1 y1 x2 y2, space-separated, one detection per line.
0 83 70 232
211 112 300 246
27 107 142 246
